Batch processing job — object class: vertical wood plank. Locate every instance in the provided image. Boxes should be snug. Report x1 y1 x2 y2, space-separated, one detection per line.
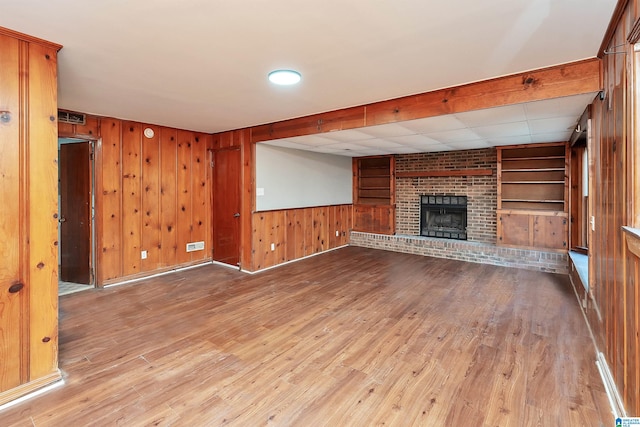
329 206 338 249
285 210 296 262
303 208 314 256
121 122 142 276
191 133 208 261
74 116 99 138
98 118 122 282
176 130 192 264
274 211 285 264
240 131 255 270
27 41 59 380
141 125 161 272
0 34 23 391
313 207 327 253
160 127 177 267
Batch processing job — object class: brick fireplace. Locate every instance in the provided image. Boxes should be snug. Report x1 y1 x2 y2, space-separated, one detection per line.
350 148 568 274
395 148 496 243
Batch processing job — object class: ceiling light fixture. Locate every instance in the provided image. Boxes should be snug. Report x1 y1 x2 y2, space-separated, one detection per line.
268 69 301 85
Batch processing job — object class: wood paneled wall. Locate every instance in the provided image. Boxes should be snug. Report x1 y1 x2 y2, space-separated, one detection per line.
588 0 640 415
251 205 352 270
60 117 212 285
0 27 62 404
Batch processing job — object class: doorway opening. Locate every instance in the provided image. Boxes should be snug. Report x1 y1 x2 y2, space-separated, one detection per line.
58 137 96 296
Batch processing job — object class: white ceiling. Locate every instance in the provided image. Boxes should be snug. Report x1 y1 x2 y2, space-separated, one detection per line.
2 0 616 139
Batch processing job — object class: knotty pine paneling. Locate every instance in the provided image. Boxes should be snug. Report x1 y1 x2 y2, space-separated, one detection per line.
0 27 62 403
0 34 22 392
251 205 352 271
160 127 178 267
98 118 123 282
587 0 640 416
27 41 60 379
122 122 143 276
176 130 193 265
141 125 161 272
313 207 328 253
66 116 212 285
623 230 640 416
191 134 209 262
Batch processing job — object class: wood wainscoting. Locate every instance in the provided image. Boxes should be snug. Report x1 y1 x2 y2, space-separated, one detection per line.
251 205 352 271
0 247 610 425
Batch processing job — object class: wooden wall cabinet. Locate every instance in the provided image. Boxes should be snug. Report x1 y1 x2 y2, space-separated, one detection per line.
497 143 568 250
0 28 62 404
353 156 395 234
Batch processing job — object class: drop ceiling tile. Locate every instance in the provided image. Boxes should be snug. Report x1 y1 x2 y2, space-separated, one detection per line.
286 135 339 146
263 139 310 150
424 128 482 143
472 121 530 138
530 132 571 144
487 134 533 146
524 93 597 120
413 144 453 153
319 142 370 150
386 134 441 146
307 145 347 153
455 104 527 128
389 146 425 154
321 129 376 142
358 123 416 138
354 139 404 148
401 115 467 133
445 140 491 150
353 148 391 156
528 117 576 135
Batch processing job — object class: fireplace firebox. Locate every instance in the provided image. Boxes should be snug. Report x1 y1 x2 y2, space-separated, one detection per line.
420 195 467 240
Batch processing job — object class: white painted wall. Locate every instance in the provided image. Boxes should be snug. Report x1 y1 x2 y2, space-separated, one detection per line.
255 145 352 211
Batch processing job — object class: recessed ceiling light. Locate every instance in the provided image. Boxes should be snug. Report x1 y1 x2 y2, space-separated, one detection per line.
268 69 301 85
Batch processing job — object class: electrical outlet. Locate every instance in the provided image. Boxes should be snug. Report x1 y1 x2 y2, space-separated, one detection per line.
336 230 339 237
141 250 147 259
271 243 275 251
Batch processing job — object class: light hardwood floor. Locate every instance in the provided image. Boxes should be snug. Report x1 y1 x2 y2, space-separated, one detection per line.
1 247 611 426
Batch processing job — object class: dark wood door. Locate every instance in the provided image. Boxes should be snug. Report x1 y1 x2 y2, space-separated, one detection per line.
212 148 241 266
59 142 92 283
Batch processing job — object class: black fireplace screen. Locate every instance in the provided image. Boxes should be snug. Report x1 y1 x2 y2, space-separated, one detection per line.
420 195 467 240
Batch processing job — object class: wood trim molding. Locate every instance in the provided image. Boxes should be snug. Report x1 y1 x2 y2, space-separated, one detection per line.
251 59 600 143
396 169 493 178
598 0 630 57
0 26 62 51
623 226 640 258
0 371 62 407
497 209 568 218
628 17 640 44
101 259 212 286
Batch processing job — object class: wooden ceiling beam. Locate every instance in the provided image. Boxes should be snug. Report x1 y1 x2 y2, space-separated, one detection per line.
251 58 601 143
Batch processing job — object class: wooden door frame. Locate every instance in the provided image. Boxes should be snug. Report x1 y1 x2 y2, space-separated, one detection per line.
58 137 97 287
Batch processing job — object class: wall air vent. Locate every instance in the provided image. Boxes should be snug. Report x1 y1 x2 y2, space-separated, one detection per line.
186 241 205 252
58 110 86 125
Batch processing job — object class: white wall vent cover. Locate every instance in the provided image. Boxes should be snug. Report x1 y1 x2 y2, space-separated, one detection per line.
186 241 205 252
58 110 86 125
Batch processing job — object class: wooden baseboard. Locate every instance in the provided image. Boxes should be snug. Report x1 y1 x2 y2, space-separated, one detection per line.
101 259 212 287
0 371 63 407
596 352 626 418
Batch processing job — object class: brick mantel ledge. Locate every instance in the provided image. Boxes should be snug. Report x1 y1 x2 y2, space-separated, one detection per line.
349 232 568 274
